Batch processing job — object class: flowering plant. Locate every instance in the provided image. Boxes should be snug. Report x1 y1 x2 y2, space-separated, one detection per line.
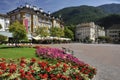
35 46 97 79
0 58 96 80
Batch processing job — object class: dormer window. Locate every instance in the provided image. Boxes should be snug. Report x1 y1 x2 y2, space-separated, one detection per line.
39 8 43 13
48 11 50 15
44 14 46 16
33 6 38 10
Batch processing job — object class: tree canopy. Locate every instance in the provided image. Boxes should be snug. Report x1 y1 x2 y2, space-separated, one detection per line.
35 27 50 37
96 14 120 29
0 24 2 29
52 5 106 26
64 26 74 40
9 21 27 41
0 34 7 43
50 27 64 37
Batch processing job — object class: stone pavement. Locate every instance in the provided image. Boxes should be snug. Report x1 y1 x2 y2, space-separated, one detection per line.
44 43 120 80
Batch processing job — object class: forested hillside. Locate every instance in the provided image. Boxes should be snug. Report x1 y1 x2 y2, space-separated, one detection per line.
52 3 120 29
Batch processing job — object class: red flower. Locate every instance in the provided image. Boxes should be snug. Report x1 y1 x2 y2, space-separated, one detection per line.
39 73 48 79
30 70 35 73
35 46 41 49
46 67 51 72
9 64 17 73
56 73 61 78
29 66 32 69
38 61 48 69
51 77 58 80
61 75 68 80
20 57 26 64
63 63 69 69
20 63 25 67
0 71 3 75
56 63 60 67
63 68 67 72
19 69 24 73
26 71 32 76
31 76 36 80
50 66 55 69
31 58 36 63
0 62 6 70
20 72 26 78
50 74 55 78
25 75 31 80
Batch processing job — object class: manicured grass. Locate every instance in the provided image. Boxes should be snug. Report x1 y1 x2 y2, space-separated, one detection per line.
0 44 37 59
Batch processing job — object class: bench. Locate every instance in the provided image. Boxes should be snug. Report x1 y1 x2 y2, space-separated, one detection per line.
62 47 74 55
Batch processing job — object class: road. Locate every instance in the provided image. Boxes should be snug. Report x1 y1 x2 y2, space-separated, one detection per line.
44 43 120 80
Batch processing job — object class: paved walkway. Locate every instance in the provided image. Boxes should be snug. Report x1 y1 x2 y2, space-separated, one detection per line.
44 43 120 80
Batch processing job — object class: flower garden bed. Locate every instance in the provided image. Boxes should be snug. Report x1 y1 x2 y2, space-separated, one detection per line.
0 45 97 80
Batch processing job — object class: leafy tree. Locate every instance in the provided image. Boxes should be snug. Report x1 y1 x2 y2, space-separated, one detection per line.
50 27 64 37
35 27 50 37
0 34 7 44
64 26 74 40
9 21 27 41
84 36 93 43
98 36 112 43
0 24 2 29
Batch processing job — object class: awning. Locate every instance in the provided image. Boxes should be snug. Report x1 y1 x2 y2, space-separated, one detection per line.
0 31 12 37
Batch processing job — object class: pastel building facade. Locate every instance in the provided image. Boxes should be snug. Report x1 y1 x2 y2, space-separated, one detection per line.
107 24 120 41
75 22 105 42
7 4 64 35
0 14 9 31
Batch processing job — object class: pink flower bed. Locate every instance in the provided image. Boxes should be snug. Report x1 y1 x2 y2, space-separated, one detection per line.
36 46 84 65
35 46 97 79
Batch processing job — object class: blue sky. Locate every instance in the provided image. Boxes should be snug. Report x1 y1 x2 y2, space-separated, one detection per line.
0 0 120 14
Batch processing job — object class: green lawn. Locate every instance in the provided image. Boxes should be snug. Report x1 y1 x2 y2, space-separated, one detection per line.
0 44 37 59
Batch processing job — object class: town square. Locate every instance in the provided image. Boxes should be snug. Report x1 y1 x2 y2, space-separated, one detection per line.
0 0 120 80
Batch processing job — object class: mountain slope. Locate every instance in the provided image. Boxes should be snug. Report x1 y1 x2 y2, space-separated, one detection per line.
96 14 120 29
52 5 106 25
98 3 120 14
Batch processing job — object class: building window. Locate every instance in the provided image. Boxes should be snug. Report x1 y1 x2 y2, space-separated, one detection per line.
25 13 31 17
17 14 20 19
12 16 15 20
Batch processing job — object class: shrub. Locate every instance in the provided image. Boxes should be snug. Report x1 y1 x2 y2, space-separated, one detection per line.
0 34 7 44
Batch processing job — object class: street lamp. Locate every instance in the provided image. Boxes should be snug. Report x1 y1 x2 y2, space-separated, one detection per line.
77 33 81 42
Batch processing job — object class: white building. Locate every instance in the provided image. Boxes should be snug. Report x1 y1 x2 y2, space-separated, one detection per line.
0 14 9 31
75 22 105 42
95 25 105 39
107 24 120 41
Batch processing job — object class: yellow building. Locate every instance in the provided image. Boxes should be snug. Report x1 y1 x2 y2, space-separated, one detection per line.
7 4 64 35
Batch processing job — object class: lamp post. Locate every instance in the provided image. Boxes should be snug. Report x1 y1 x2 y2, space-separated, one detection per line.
77 33 81 42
